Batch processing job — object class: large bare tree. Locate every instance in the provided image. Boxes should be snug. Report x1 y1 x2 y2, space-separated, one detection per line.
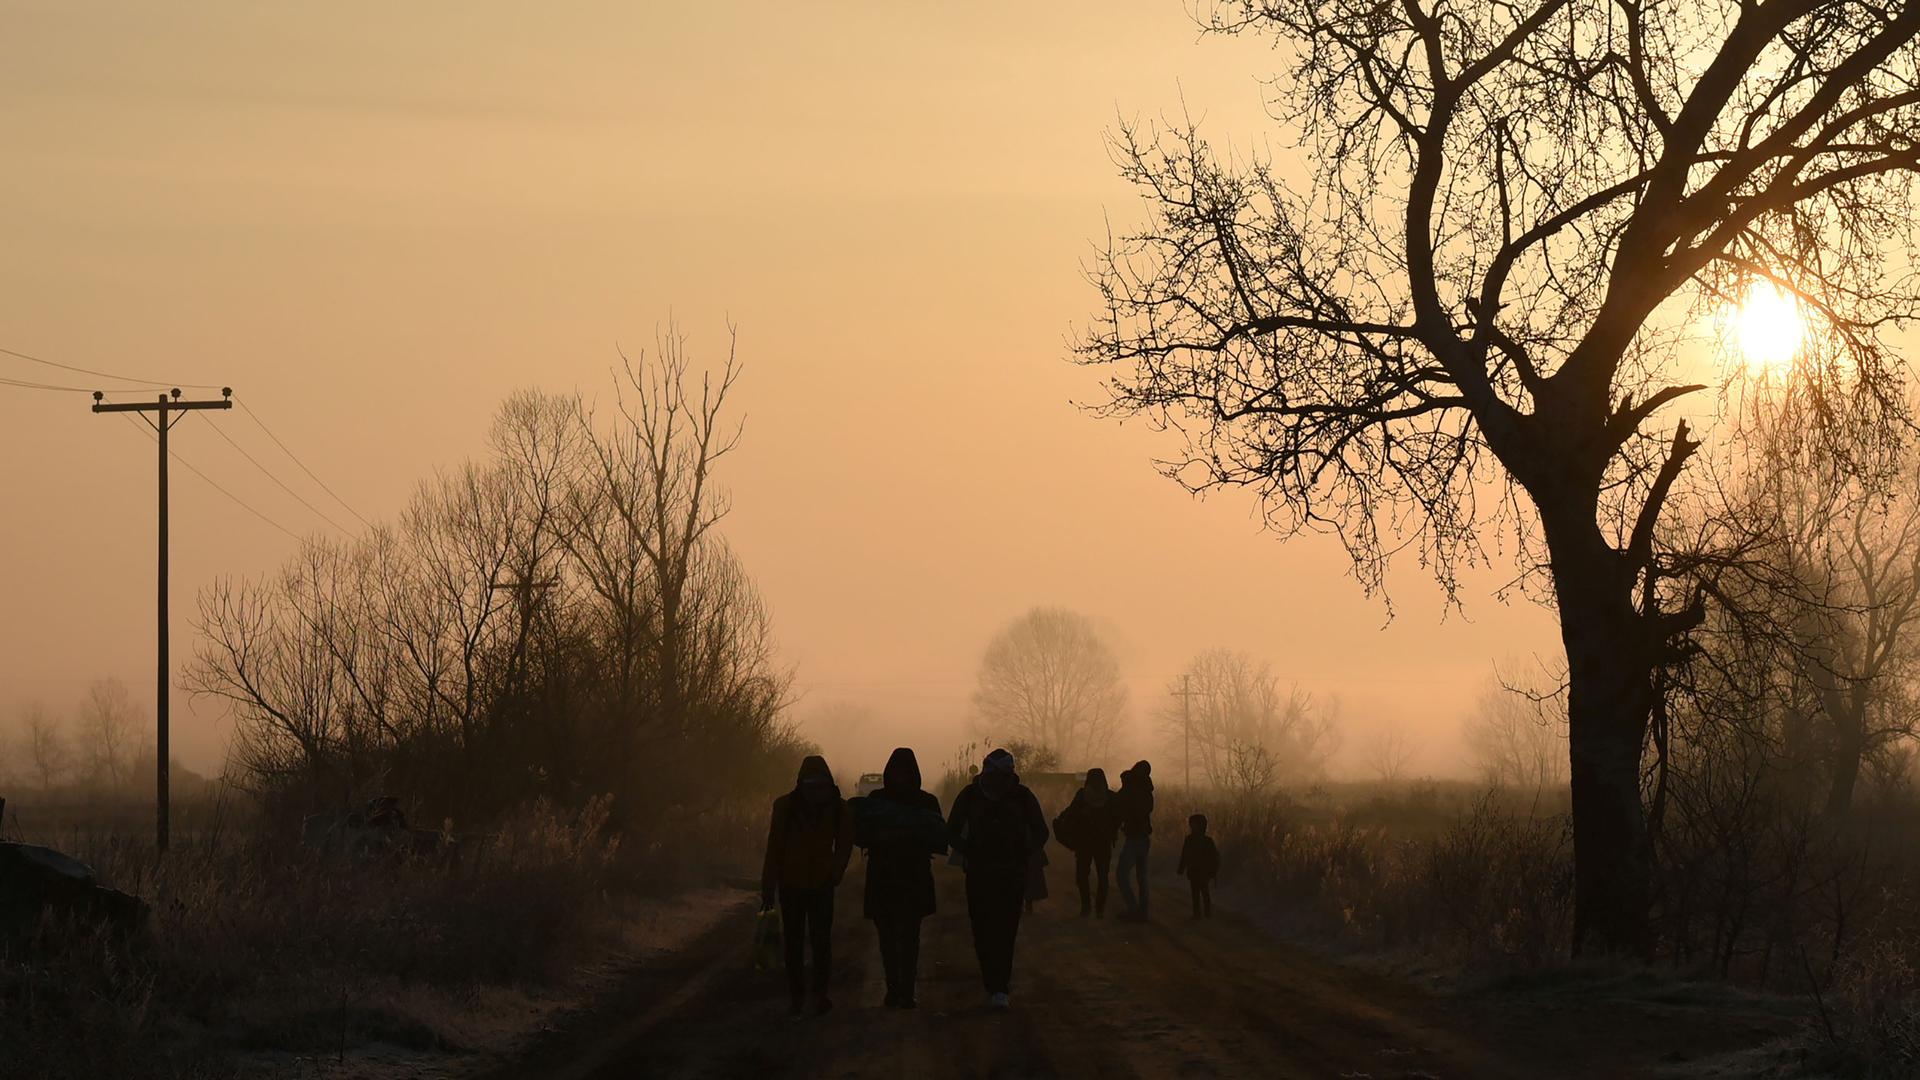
973 607 1128 767
1080 2 1920 952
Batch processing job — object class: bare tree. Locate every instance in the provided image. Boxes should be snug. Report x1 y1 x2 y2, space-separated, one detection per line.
1363 725 1417 783
191 333 791 819
1161 649 1341 786
21 705 71 791
78 678 144 790
1463 675 1570 793
973 608 1127 766
1226 739 1278 795
1080 1 1920 954
1785 468 1920 815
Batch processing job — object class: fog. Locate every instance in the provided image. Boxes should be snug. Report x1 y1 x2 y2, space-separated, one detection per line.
0 1 1556 782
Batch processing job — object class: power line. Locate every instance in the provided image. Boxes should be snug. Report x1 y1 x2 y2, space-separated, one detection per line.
9 342 373 531
237 400 374 528
117 412 304 542
0 375 97 393
0 344 222 390
198 414 353 535
5 376 173 394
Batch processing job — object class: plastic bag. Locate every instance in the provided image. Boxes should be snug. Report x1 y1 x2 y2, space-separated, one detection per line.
751 908 782 972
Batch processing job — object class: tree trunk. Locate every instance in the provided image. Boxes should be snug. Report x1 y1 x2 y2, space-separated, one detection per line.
1548 511 1657 958
1825 715 1865 817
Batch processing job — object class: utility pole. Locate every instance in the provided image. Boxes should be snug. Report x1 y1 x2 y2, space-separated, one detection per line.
92 387 233 853
1172 673 1199 791
489 576 558 691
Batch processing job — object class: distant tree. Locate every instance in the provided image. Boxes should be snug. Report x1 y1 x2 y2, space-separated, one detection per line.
1664 420 1920 818
1080 1 1920 954
1463 674 1569 794
1781 464 1920 816
22 705 71 791
1363 726 1417 783
1161 649 1340 788
78 678 143 790
972 608 1127 767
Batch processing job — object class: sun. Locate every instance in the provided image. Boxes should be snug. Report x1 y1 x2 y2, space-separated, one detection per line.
1728 280 1806 376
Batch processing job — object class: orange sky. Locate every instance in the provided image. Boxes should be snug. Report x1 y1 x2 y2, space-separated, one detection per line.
0 1 1559 779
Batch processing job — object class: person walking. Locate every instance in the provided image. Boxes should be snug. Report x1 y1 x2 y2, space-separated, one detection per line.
761 754 854 1016
1114 760 1155 921
1056 767 1120 917
1177 812 1220 919
947 748 1049 1009
860 747 944 1009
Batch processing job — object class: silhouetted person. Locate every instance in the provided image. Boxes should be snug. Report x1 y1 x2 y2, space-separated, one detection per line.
861 747 943 1009
1056 767 1120 917
947 747 1048 1009
1177 813 1219 919
761 754 853 1016
1114 760 1155 920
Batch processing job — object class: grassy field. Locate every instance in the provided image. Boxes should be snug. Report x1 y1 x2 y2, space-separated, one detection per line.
0 788 763 1079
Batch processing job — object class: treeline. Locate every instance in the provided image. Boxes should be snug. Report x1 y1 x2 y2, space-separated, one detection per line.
1 679 186 797
967 607 1344 788
189 332 809 827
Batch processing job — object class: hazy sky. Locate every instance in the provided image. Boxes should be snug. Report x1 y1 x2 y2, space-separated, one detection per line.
0 1 1559 778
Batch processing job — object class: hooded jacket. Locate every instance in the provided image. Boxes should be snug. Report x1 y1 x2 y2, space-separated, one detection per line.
1116 763 1156 839
762 755 854 894
947 749 1049 876
1061 768 1121 853
862 747 943 920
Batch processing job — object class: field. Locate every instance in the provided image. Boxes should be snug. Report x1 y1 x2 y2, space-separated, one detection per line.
9 778 1918 1078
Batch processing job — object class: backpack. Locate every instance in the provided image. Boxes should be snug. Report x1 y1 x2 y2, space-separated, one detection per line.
965 787 1030 871
1052 802 1084 851
851 794 947 853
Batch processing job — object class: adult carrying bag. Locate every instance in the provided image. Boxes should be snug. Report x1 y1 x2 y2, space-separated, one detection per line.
751 907 782 972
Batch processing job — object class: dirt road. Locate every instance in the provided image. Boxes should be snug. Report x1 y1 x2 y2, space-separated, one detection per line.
494 877 1793 1080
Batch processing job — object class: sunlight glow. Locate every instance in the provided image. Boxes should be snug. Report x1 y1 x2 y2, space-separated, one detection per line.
1729 281 1806 376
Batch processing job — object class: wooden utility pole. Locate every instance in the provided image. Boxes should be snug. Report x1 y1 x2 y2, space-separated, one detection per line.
92 387 232 853
489 576 558 690
1172 673 1199 790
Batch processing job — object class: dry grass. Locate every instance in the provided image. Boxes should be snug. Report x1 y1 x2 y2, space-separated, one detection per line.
1158 782 1574 966
0 793 762 1079
1160 779 1920 1078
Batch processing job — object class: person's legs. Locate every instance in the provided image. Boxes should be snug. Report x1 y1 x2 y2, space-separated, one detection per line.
898 916 923 1003
807 888 834 1006
981 872 1023 996
1201 879 1213 917
998 878 1025 995
1131 837 1152 917
1094 847 1111 915
778 888 809 1008
874 916 901 1000
1075 849 1093 915
1117 836 1151 916
965 873 994 994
